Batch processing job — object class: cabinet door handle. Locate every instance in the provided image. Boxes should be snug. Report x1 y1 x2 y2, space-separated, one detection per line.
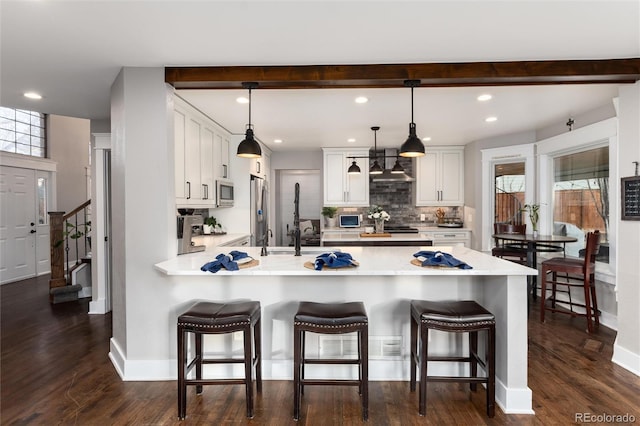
256 161 261 174
202 184 208 200
241 240 248 246
223 164 228 178
186 181 191 199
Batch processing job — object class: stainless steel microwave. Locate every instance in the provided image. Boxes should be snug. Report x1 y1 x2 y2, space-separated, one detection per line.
216 179 234 207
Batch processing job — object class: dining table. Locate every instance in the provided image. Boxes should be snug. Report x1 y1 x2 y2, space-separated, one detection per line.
492 233 578 302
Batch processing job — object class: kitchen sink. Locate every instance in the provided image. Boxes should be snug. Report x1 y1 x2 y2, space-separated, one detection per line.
267 248 341 256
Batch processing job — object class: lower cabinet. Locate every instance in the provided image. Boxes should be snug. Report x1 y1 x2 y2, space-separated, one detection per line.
219 236 250 247
422 230 470 247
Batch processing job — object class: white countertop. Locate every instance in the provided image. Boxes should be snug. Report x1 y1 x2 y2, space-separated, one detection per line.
191 233 249 248
154 245 535 277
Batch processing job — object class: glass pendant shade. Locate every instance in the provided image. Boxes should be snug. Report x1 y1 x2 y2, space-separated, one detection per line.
237 127 262 158
369 160 383 175
347 160 361 174
399 122 425 157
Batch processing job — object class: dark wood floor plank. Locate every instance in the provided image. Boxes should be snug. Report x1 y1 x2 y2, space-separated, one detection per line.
2 275 639 425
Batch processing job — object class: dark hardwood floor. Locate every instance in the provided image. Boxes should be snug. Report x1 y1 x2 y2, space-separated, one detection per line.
2 275 639 425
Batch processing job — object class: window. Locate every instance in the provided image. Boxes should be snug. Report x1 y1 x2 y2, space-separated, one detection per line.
37 177 48 225
552 146 609 263
0 107 46 157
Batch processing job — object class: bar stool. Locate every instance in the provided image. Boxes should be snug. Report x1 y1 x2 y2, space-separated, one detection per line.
410 300 495 418
293 301 368 421
177 301 262 419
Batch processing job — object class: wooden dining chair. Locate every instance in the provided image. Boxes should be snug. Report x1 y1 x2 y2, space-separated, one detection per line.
540 230 601 333
492 223 527 265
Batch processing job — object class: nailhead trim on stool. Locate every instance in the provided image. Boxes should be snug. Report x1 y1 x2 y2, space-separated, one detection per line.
177 301 262 420
293 301 369 421
409 300 496 418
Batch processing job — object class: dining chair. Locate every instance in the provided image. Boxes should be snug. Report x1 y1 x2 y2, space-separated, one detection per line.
492 223 527 265
540 230 601 333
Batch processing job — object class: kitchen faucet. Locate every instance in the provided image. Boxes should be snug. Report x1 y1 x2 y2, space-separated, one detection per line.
294 182 301 256
259 228 272 256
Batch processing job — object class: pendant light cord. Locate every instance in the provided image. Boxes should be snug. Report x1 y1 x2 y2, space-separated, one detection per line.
411 85 414 125
248 87 252 130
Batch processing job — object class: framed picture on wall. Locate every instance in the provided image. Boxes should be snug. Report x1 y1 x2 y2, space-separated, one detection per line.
621 175 640 221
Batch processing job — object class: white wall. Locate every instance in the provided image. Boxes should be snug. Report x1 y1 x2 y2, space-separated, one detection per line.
48 114 90 213
109 67 176 373
614 82 640 375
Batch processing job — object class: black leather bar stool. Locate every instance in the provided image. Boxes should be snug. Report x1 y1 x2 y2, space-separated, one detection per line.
177 301 262 419
410 300 495 418
293 301 368 421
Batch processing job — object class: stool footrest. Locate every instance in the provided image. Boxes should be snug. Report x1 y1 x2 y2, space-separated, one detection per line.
303 358 361 365
302 379 362 386
185 378 249 386
426 376 488 383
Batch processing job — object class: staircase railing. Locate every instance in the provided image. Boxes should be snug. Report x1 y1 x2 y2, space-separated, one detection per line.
49 200 91 297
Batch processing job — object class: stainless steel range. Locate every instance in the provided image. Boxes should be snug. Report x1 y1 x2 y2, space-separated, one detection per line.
384 225 419 234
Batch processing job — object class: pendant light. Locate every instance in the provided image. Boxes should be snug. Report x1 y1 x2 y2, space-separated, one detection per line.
399 79 425 157
369 126 384 175
391 152 405 174
347 159 361 174
236 82 262 158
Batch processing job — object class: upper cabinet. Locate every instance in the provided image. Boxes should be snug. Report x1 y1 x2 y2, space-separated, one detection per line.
323 148 370 207
174 96 233 208
214 133 230 180
249 142 271 180
415 147 464 206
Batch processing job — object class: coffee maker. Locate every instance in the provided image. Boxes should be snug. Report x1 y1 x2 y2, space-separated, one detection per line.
177 214 206 255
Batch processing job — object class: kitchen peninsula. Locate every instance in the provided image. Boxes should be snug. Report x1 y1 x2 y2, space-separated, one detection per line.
152 245 535 414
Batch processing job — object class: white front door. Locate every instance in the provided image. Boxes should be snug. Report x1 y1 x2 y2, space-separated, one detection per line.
0 166 37 283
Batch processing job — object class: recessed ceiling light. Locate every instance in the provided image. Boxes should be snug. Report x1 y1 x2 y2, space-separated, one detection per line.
273 139 283 144
355 96 368 104
422 137 431 141
477 94 492 101
236 97 249 104
24 92 42 100
485 116 498 122
347 138 356 143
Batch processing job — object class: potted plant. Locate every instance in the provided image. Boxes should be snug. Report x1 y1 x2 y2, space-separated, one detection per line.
204 216 218 234
521 204 540 236
321 207 338 228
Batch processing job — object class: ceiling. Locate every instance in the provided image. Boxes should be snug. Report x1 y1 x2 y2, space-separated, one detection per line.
1 1 638 151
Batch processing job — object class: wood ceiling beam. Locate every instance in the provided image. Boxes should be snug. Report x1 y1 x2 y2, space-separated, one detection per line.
166 58 640 90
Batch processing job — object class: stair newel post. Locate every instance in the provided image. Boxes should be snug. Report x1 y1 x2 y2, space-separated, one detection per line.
48 212 67 298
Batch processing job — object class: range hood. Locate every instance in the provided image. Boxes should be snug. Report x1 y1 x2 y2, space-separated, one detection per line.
371 149 415 182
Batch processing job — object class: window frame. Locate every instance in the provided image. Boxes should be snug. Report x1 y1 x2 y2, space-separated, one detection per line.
537 118 618 281
0 107 47 158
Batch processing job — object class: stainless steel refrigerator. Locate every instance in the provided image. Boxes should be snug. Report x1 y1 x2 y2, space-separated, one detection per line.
249 176 268 247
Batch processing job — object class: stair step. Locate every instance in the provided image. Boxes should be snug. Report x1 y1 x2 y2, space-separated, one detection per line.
50 284 83 304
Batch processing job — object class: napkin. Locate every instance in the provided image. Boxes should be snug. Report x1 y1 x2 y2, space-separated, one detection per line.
201 251 251 273
413 250 472 269
314 252 356 270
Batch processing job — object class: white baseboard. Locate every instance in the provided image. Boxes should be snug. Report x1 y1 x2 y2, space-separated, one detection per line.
106 355 533 413
612 340 640 377
89 298 109 314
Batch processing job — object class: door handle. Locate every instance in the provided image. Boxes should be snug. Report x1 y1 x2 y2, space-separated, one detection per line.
30 229 36 234
186 181 191 199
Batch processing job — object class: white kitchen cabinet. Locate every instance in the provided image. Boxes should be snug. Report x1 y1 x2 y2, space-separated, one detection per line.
415 147 464 206
175 96 233 208
323 148 369 207
200 126 215 202
250 142 271 180
422 229 470 247
215 133 230 180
